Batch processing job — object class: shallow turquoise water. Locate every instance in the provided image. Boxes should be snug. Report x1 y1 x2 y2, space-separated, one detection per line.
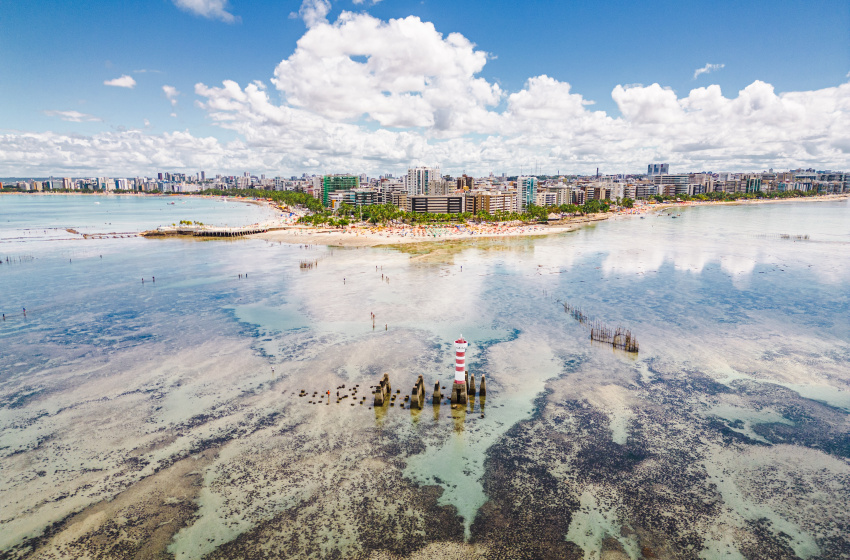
0 197 848 558
0 193 279 241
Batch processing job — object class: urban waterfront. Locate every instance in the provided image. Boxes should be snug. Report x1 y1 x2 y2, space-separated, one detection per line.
1 195 849 559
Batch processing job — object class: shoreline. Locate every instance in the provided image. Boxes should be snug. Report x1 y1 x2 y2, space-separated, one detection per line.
5 191 847 247
253 214 611 247
645 192 849 213
254 193 849 248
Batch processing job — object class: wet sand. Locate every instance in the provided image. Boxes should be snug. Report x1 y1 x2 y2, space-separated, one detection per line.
255 215 610 247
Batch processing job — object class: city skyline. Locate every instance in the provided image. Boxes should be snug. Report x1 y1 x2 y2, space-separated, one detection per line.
1 0 849 176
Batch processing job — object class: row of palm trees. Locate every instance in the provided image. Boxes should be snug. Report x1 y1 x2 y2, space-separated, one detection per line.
296 199 622 227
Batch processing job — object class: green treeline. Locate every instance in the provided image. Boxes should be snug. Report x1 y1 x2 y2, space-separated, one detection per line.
197 188 324 212
296 201 624 226
648 189 821 203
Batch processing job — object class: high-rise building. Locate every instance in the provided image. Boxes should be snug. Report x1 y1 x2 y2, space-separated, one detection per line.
516 176 538 211
647 163 669 176
652 174 688 196
322 175 360 206
406 167 440 196
456 174 474 190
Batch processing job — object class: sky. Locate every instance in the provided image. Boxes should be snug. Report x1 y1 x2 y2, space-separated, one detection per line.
0 0 848 177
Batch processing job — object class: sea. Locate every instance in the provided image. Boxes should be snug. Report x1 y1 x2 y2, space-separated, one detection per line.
1 193 848 559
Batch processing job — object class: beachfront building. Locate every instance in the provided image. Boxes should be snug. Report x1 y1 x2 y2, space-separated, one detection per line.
405 167 440 196
535 190 558 207
405 194 465 214
689 173 716 193
322 175 360 207
534 186 571 206
516 176 538 211
466 191 517 214
634 184 658 199
652 174 689 197
742 174 762 193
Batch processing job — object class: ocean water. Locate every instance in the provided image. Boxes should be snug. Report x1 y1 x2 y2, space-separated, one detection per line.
0 193 280 242
1 196 849 559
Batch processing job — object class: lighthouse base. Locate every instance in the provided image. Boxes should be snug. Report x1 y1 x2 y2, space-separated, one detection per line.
450 382 468 405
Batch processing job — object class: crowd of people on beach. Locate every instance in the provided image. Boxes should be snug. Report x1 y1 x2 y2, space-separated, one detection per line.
322 222 551 240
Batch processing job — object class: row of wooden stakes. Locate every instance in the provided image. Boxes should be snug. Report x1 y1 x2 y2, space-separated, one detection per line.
374 372 487 409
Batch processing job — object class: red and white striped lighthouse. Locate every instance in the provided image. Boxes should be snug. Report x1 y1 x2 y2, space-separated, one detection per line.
454 335 468 385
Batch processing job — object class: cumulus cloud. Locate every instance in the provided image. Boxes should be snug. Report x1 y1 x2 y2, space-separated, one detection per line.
103 75 136 88
292 0 331 27
163 85 180 106
273 12 501 131
4 14 850 176
43 110 102 122
172 0 238 23
0 130 241 176
694 63 725 80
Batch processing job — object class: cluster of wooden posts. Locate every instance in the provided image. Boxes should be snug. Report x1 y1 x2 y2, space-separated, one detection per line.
561 302 590 326
590 326 639 353
374 372 487 409
193 226 268 237
561 300 639 353
2 255 35 264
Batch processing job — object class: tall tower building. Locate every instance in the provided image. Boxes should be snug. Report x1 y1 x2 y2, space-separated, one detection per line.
406 167 440 196
647 163 669 176
321 175 359 206
516 176 538 211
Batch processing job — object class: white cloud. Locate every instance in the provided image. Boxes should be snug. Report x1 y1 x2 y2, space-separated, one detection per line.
4 14 850 176
694 63 725 80
292 0 331 27
172 0 238 23
103 75 137 89
43 110 102 123
163 85 180 106
273 12 501 131
352 0 382 4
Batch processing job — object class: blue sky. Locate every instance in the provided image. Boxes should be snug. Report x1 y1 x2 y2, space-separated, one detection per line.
1 0 848 176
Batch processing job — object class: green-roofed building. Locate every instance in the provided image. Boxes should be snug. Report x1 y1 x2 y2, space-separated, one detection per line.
322 175 359 207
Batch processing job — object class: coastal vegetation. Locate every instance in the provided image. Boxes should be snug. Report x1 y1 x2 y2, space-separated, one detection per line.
198 188 324 212
649 188 822 203
296 201 611 227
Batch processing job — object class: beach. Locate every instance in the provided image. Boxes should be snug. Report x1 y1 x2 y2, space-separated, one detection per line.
254 214 609 247
255 194 849 248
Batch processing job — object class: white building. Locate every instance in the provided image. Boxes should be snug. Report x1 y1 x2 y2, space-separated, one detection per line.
516 176 538 211
406 167 440 196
